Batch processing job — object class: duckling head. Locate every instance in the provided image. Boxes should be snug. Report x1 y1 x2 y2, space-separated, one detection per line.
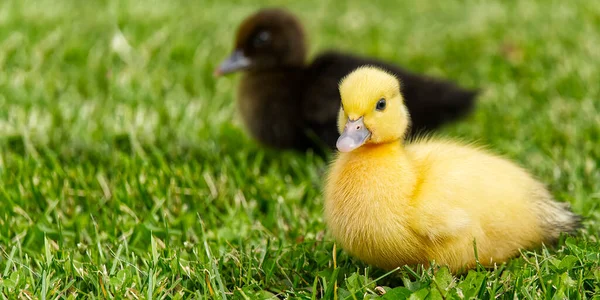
336 66 410 152
214 8 306 76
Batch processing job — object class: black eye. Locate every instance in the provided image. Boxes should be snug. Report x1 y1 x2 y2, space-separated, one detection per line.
376 98 386 111
253 31 271 47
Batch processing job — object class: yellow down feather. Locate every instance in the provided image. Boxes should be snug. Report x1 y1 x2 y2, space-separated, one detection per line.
324 66 580 272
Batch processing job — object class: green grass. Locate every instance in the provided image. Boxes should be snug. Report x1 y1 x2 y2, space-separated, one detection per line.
1 0 599 298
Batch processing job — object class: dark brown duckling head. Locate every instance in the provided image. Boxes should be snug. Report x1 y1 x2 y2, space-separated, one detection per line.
215 8 307 76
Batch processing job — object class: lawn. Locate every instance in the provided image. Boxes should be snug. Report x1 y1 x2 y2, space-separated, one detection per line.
1 0 599 298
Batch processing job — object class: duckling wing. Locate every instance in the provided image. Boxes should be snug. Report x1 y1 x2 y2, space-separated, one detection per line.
410 200 472 242
404 141 479 242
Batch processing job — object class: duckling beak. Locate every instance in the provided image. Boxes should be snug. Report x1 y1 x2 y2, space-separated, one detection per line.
214 50 251 76
336 117 371 152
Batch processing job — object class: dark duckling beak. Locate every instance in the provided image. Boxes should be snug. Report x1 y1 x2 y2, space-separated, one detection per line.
336 117 371 152
214 50 251 76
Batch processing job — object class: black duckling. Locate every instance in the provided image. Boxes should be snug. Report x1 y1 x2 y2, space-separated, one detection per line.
215 8 478 152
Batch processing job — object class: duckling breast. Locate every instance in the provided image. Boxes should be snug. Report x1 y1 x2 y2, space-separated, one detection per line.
237 71 306 149
324 147 425 269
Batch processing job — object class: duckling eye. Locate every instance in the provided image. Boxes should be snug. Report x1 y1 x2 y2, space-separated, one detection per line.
253 31 271 47
375 98 386 111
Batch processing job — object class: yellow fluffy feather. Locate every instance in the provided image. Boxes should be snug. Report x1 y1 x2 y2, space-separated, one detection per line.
324 66 580 272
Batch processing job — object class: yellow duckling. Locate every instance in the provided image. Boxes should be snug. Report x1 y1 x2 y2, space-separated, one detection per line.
324 66 581 272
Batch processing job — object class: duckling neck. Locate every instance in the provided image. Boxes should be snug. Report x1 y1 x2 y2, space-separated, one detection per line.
353 140 404 156
341 140 418 203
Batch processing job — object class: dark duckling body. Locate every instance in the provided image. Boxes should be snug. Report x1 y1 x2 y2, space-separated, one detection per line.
215 8 478 152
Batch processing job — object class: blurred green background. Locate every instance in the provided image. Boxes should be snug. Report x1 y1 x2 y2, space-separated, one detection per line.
0 0 599 298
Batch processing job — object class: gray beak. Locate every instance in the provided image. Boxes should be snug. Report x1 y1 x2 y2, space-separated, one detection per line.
214 50 251 76
336 117 371 152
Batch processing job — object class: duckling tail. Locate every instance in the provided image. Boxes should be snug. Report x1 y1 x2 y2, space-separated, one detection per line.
404 85 479 138
535 192 582 244
436 88 479 123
